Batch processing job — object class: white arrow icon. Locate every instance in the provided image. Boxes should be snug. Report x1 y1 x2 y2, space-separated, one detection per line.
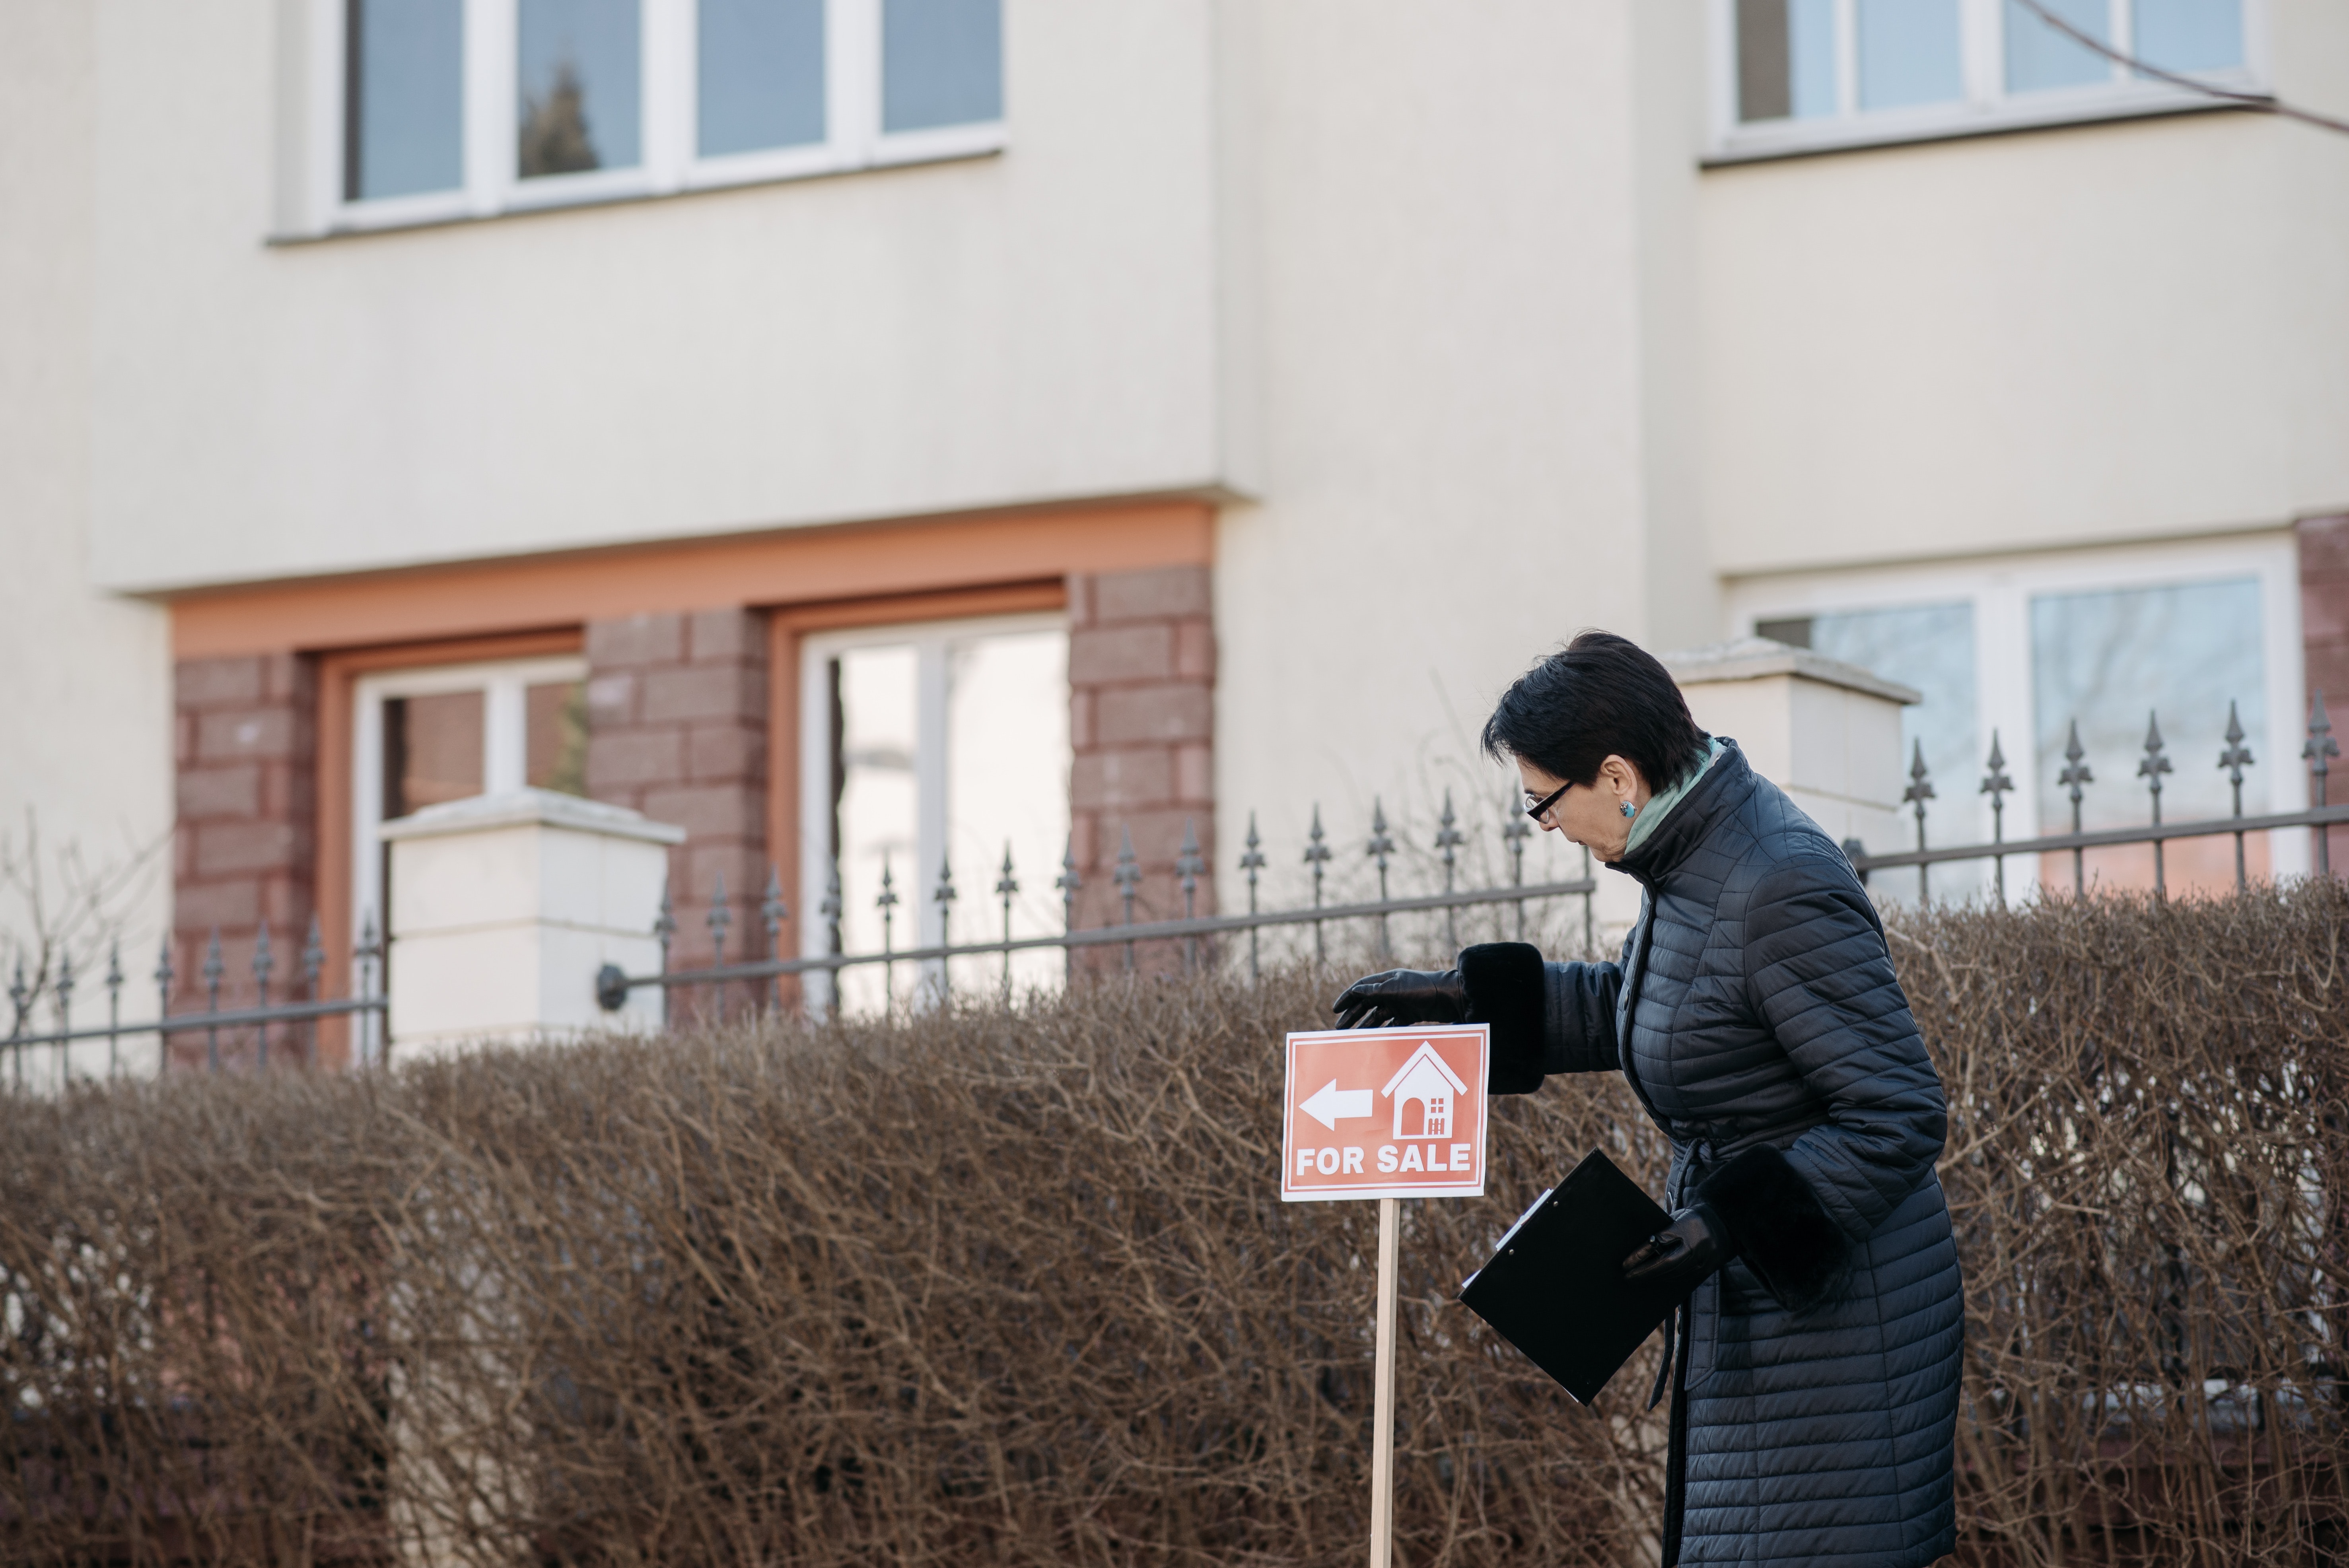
1300 1078 1375 1131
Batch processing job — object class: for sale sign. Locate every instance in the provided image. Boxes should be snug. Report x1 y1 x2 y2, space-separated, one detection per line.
1280 1025 1490 1202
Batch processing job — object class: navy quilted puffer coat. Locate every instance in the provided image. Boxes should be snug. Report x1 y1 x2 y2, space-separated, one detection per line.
1462 740 1962 1568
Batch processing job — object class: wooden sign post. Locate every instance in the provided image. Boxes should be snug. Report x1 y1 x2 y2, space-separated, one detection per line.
1281 1024 1491 1568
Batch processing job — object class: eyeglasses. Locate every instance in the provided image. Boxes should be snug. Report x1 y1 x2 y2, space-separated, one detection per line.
1523 780 1572 823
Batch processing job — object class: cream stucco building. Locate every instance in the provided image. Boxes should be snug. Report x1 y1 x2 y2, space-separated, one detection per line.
4 0 2344 1064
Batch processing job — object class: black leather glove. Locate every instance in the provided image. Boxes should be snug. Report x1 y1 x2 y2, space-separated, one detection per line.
1331 968 1469 1030
1621 1201 1733 1296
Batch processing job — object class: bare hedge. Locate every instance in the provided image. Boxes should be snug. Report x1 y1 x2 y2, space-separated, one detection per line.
4 882 2346 1567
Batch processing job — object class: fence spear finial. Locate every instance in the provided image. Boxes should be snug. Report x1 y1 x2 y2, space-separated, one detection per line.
1903 740 1935 903
761 866 788 954
1114 828 1142 971
2140 712 2174 897
1980 732 2014 905
1435 791 1465 947
2306 689 2339 783
1177 819 1205 970
1054 835 1080 934
1240 813 1266 979
1177 818 1203 920
996 843 1019 998
1305 806 1332 963
706 874 732 969
2307 690 2339 876
821 863 843 954
2220 701 2256 889
2220 700 2255 787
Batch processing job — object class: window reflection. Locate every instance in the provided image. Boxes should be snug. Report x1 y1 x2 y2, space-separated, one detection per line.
346 0 465 200
525 681 589 796
699 0 827 156
1737 0 1838 121
882 0 1002 133
382 691 484 820
519 0 642 177
1857 0 1964 109
1758 603 1980 900
2005 0 2111 93
2133 0 2242 73
2030 577 2265 888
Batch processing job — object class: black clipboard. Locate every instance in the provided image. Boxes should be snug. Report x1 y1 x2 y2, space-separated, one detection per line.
1458 1148 1683 1405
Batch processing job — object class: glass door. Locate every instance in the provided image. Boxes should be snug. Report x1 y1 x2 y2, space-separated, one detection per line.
351 655 588 1059
798 615 1069 1014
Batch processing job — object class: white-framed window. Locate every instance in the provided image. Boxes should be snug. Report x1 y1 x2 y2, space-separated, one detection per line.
1725 533 2309 900
1707 0 2263 162
796 613 1068 1015
308 0 1004 234
351 655 589 1055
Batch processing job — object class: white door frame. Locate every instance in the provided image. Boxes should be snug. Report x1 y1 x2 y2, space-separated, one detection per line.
796 611 1066 1008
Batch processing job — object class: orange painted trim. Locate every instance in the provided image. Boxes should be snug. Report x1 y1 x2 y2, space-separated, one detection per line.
313 629 585 1065
762 580 1069 987
172 502 1211 659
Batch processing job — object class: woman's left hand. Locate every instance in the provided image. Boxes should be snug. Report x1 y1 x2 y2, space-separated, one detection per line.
1622 1201 1732 1294
1331 968 1469 1029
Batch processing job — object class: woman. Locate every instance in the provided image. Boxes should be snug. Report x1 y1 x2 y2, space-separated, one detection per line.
1335 631 1961 1568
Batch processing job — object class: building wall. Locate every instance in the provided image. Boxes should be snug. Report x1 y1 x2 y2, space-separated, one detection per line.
1211 0 1701 930
2302 513 2349 871
171 653 315 1064
86 0 1232 594
583 608 770 974
0 0 175 1060
1698 0 2349 581
1067 563 1216 969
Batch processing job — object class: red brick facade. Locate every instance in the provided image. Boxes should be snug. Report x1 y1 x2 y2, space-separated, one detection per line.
171 652 317 1065
583 608 771 970
1066 564 1217 968
163 562 1213 1051
2299 514 2349 872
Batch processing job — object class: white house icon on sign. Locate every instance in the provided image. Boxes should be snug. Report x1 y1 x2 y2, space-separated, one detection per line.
1381 1041 1469 1140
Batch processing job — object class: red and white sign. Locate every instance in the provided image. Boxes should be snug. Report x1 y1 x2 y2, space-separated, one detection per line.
1280 1024 1490 1202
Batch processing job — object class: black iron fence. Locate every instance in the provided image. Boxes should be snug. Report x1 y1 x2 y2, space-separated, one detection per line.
9 694 2339 1069
1846 691 2345 899
607 692 2347 1024
3 913 385 1085
596 795 1602 1023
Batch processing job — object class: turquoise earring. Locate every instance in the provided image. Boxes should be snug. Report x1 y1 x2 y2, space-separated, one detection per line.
1620 801 1638 819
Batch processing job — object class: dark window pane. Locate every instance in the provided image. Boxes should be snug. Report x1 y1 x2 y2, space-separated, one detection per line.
2133 0 2242 73
882 0 1001 133
1736 0 1836 121
1754 616 1815 648
700 0 827 156
519 0 642 177
346 0 464 200
1857 0 1964 109
383 691 484 819
1805 603 1980 901
526 682 589 796
2005 0 2110 93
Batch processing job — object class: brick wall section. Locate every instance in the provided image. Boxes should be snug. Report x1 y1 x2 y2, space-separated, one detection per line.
1067 564 1215 970
172 653 316 1068
2299 514 2349 874
584 609 770 973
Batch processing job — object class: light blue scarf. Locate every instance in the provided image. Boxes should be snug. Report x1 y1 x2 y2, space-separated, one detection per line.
1623 737 1726 857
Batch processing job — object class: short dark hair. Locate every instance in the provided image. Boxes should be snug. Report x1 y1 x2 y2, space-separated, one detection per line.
1480 631 1709 791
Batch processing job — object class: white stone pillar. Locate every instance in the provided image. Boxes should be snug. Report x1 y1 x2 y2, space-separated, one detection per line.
380 789 685 1059
1663 637 1918 865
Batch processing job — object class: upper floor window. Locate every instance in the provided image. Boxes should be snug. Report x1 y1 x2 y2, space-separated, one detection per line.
319 0 1004 233
1712 0 2258 161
